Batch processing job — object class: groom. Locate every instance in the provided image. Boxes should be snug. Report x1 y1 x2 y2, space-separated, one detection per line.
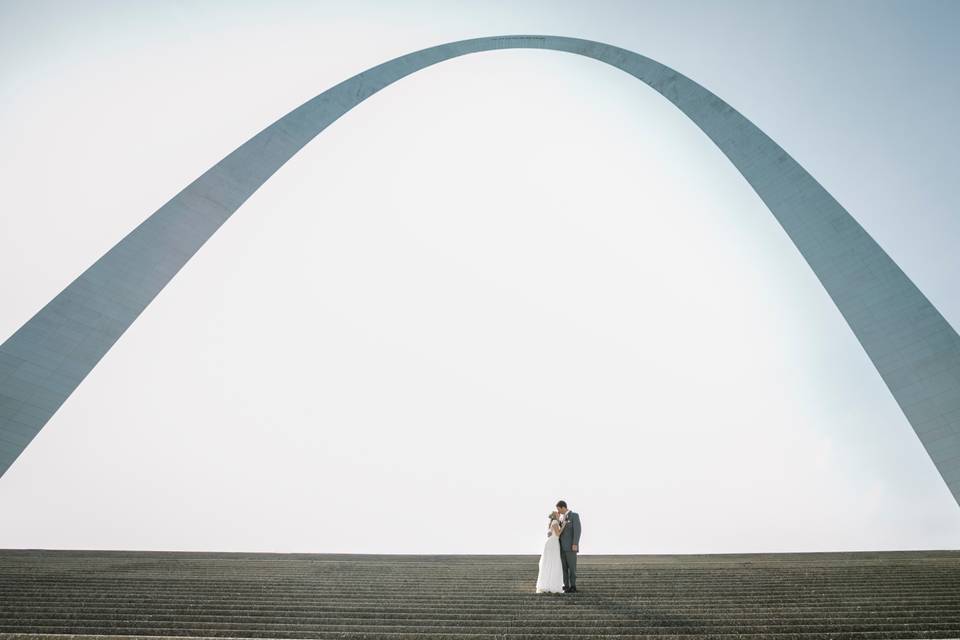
556 500 581 593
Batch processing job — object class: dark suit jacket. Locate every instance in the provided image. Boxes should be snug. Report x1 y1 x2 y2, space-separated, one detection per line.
559 511 581 553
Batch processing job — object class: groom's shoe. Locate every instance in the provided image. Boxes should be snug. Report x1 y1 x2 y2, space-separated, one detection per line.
562 586 570 593
568 586 578 593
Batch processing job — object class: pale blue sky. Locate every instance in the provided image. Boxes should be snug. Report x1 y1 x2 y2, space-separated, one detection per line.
0 1 958 554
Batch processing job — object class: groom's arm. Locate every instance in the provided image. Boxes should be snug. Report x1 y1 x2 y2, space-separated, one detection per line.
572 514 581 549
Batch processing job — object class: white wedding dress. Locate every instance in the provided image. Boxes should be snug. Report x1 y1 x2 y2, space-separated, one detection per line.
535 524 565 593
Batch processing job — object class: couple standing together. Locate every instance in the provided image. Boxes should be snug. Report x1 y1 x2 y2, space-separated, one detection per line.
535 500 581 593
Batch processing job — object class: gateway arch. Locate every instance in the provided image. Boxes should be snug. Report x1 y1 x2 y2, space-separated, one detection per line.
1 36 959 505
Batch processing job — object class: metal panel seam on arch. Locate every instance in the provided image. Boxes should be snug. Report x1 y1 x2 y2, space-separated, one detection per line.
1 35 958 507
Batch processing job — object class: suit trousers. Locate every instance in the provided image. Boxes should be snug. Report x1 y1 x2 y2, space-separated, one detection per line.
560 550 577 589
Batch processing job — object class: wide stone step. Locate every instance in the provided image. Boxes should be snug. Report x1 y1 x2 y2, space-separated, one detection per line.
0 621 960 638
5 592 958 605
1 629 960 640
2 614 960 627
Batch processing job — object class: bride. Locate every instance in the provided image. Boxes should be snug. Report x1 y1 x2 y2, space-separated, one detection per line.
535 510 566 593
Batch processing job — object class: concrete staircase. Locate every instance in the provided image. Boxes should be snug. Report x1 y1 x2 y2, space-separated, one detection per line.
1 548 958 639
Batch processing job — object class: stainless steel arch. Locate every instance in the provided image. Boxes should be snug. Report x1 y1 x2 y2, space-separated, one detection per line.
1 35 959 505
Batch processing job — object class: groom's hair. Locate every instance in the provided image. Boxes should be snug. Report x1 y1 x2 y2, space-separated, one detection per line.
556 500 567 508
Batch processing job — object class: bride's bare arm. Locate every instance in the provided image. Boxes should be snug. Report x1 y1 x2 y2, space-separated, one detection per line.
551 521 562 537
